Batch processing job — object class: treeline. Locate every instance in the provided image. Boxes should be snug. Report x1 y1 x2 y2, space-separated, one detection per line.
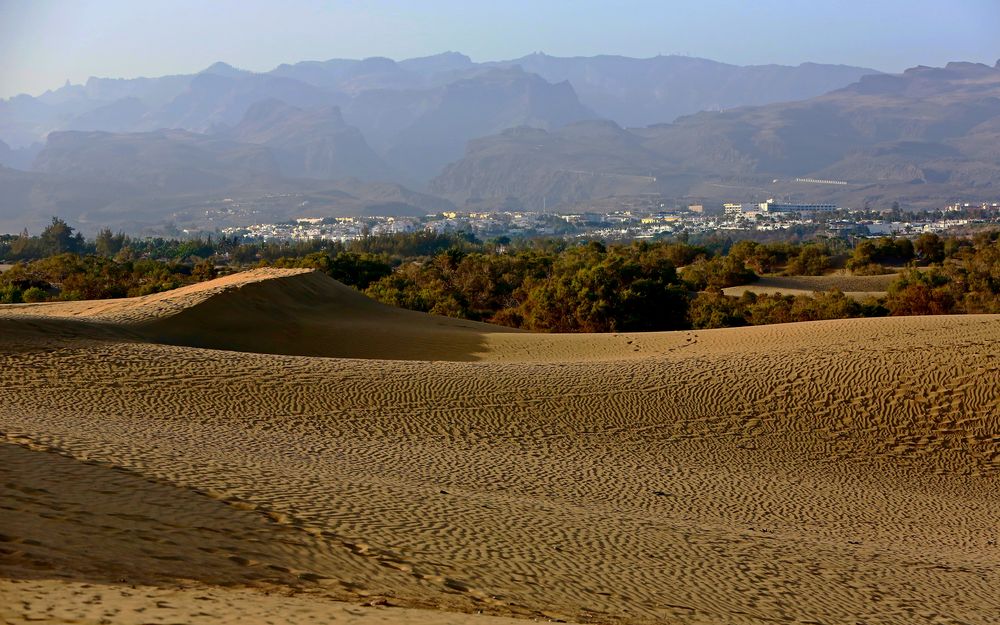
4 217 1000 331
0 220 492 304
262 233 1000 331
0 254 218 303
0 218 485 264
361 241 695 331
282 232 1000 331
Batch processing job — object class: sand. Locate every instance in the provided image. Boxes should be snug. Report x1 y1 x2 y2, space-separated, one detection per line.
1 268 998 624
722 273 900 300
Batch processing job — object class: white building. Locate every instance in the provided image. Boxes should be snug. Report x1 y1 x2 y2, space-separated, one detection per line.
758 199 837 214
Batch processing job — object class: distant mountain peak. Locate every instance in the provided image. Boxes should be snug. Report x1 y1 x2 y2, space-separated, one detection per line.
501 126 549 139
398 51 474 74
200 61 249 77
357 56 398 70
409 51 470 62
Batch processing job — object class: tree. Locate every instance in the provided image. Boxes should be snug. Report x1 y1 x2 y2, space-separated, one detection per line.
688 290 747 329
40 217 84 255
885 269 955 316
95 228 127 257
192 260 217 282
784 243 832 276
914 233 945 264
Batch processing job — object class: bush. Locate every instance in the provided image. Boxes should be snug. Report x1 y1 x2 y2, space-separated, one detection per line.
22 286 47 303
783 243 832 276
0 284 23 304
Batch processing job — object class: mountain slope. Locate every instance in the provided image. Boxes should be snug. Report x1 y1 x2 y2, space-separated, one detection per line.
221 100 394 181
146 72 343 133
350 67 597 182
493 53 879 127
434 61 1000 208
431 121 662 208
34 129 281 192
4 128 452 233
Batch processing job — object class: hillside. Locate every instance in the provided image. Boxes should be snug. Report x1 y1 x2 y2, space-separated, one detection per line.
220 99 395 181
431 121 664 208
1 52 875 150
34 129 282 191
1 268 997 624
0 53 877 199
342 67 596 182
435 61 1000 208
493 53 879 128
0 160 452 234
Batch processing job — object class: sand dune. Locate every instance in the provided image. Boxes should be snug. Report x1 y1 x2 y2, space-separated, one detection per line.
1 268 518 360
722 272 899 299
2 269 998 624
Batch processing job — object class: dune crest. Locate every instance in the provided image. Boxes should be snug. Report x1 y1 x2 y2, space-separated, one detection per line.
2 268 517 360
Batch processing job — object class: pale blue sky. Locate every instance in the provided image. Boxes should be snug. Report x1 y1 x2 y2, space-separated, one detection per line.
2 0 998 98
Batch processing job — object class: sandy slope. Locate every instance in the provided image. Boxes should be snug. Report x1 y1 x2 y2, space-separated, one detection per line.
1 268 998 624
722 273 900 300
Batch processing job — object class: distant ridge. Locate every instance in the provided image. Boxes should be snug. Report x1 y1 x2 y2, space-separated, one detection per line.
434 60 1000 209
12 53 1000 230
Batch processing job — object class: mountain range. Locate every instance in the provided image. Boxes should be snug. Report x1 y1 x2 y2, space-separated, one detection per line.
434 61 1000 210
2 53 999 233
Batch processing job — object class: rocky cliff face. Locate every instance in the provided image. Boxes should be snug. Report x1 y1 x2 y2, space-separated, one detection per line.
222 100 394 181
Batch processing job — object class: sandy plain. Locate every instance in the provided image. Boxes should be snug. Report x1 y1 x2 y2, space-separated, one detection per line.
721 272 901 300
1 268 998 624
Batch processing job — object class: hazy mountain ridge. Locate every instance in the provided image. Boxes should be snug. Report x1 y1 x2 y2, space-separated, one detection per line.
0 159 454 235
0 54 606 186
2 118 453 233
435 61 1000 209
489 53 879 128
34 129 282 192
0 52 878 157
431 121 665 208
357 67 597 182
0 138 39 170
5 55 996 230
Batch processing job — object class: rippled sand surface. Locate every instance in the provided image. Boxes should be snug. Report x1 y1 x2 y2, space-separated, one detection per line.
2 269 998 624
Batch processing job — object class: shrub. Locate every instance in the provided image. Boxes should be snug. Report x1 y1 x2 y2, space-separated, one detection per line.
22 286 47 303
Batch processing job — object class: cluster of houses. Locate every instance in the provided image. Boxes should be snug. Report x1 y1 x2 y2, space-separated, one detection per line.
221 198 1000 243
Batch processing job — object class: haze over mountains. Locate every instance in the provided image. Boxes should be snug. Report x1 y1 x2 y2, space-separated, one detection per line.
3 52 1000 232
436 61 1000 210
